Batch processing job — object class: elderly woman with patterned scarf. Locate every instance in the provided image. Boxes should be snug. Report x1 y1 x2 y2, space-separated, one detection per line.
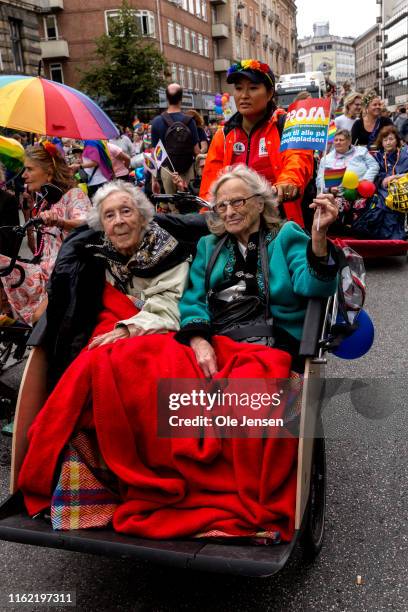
30 180 191 383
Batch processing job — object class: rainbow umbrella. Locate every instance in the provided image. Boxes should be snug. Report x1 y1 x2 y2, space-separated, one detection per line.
0 135 24 173
0 75 119 140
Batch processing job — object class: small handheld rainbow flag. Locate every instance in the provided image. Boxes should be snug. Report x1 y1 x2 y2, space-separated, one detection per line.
143 153 157 177
153 140 169 169
327 121 337 144
324 167 346 189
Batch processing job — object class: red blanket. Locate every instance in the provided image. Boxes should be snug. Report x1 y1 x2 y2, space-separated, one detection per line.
19 283 298 542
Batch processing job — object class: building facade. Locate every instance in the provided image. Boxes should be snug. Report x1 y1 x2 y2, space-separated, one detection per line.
212 0 297 93
298 22 355 89
353 25 379 93
38 0 215 115
380 0 407 108
0 0 45 76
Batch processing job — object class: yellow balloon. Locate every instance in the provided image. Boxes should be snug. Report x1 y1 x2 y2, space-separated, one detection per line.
342 170 359 190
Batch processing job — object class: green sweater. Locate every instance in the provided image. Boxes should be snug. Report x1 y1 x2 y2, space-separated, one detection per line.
179 222 338 341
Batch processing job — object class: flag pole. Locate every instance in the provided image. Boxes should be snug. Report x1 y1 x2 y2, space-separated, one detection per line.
316 99 333 231
165 156 176 174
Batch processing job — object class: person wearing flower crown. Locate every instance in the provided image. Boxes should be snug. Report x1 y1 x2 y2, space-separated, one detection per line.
0 141 91 325
199 59 314 226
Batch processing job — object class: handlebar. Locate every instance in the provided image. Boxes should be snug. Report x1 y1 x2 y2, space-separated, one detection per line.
0 217 44 278
151 192 210 211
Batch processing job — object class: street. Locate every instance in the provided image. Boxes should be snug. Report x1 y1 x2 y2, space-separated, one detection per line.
0 254 406 612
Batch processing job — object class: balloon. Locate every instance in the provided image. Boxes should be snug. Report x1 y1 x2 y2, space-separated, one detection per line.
215 94 222 105
332 309 374 360
215 105 223 114
343 188 358 201
221 95 228 105
357 180 376 198
223 92 230 100
342 170 359 190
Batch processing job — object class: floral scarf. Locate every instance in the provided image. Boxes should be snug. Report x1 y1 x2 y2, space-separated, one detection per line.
85 221 182 291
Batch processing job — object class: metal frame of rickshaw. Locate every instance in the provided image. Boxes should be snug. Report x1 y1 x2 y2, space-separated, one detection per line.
0 291 334 578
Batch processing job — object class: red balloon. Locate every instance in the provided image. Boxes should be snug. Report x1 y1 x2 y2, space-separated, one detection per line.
357 180 376 198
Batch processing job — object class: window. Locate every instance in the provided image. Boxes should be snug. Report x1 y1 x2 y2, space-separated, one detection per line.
201 70 206 91
198 33 203 55
49 62 64 83
204 37 209 57
191 31 197 52
187 67 193 89
201 0 207 21
171 63 178 81
182 0 188 9
206 72 212 92
168 20 175 45
105 10 155 37
188 0 194 14
195 0 201 18
43 15 58 40
193 68 199 90
184 27 190 50
9 19 24 72
176 23 183 47
179 65 186 87
137 10 155 37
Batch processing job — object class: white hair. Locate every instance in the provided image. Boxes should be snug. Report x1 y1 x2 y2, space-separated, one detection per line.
88 180 155 231
207 164 282 236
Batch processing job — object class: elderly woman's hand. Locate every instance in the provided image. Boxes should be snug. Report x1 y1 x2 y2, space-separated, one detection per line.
88 324 142 350
309 193 338 257
190 336 218 378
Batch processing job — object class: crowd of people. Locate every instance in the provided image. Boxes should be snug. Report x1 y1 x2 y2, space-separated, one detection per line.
0 58 407 542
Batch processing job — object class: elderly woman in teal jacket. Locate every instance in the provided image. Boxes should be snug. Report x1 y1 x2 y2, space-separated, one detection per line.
176 164 339 375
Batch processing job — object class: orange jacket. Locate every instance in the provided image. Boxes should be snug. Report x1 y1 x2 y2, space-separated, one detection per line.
199 110 314 226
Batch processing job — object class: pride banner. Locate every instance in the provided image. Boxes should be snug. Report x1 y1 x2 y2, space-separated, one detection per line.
280 98 331 152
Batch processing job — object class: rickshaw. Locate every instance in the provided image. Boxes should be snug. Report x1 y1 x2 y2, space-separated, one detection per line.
0 208 359 578
0 305 339 577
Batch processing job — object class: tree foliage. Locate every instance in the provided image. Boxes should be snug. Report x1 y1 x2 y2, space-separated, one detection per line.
79 1 167 124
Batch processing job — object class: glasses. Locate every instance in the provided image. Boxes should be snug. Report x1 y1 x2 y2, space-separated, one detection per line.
213 193 259 214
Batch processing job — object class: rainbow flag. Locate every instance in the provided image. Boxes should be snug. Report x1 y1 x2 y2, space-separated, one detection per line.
143 153 157 177
0 135 24 173
324 167 346 189
153 140 168 168
327 120 337 144
83 140 113 181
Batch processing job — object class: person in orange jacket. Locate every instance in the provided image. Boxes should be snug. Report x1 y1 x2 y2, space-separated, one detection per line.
200 59 314 226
